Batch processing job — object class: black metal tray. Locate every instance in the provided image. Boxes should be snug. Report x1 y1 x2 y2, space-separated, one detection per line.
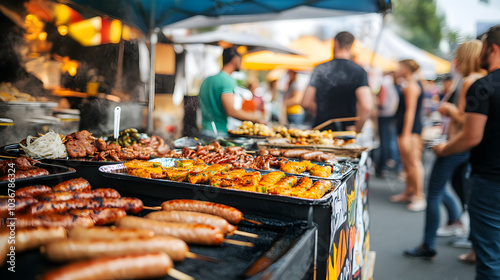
0 162 76 187
99 161 340 206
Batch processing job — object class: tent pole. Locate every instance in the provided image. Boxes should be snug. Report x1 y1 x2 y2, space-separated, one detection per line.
147 0 157 133
370 13 387 67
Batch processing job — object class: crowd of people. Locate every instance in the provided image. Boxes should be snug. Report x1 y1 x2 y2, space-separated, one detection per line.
197 26 500 279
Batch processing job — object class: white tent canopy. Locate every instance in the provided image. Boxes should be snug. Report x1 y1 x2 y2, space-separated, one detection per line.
371 29 442 79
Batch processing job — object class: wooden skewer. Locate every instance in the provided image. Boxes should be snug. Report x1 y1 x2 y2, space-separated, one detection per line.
242 218 262 226
312 116 360 131
0 155 16 159
223 239 254 247
185 252 223 263
143 206 162 211
168 268 194 280
234 230 258 238
0 195 10 198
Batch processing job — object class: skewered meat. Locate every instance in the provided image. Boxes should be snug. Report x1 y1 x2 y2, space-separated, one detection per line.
68 227 155 241
43 236 188 262
0 196 38 218
41 253 174 280
146 211 237 235
26 197 143 215
15 185 52 197
52 178 91 192
117 216 225 245
1 227 67 252
38 188 121 202
5 213 94 228
161 200 244 225
67 208 127 225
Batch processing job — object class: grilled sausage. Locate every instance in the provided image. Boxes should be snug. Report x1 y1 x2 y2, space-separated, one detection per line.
161 199 244 224
0 168 50 181
301 151 324 160
0 196 38 218
11 227 67 252
68 227 154 241
282 149 310 158
43 236 188 262
41 253 174 280
146 211 237 235
15 185 52 197
6 214 94 228
26 197 143 215
67 208 127 226
38 188 121 202
52 178 91 192
268 149 282 157
117 216 225 245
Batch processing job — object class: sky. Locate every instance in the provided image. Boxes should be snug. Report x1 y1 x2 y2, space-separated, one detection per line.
436 0 500 36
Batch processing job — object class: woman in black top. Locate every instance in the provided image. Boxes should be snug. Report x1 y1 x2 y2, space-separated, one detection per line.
390 59 426 212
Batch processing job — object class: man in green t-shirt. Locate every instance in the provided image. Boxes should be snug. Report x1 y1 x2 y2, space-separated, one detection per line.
198 47 264 136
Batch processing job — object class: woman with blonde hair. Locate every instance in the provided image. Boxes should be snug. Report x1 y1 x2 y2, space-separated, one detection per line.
390 59 426 211
404 40 486 259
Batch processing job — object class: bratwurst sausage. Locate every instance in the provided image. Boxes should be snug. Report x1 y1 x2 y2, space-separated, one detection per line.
67 208 127 226
161 199 243 224
4 213 94 228
8 227 67 252
117 216 224 245
15 185 52 197
43 236 189 262
41 253 174 280
52 178 91 192
146 211 237 235
26 197 143 215
38 188 121 202
67 227 154 240
0 196 38 218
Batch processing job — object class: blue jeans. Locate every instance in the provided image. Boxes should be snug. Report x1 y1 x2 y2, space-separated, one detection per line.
423 152 469 249
377 116 402 172
469 174 500 280
287 113 305 125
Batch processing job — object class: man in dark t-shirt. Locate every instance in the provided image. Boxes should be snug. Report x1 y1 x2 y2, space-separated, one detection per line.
302 31 372 132
434 25 500 280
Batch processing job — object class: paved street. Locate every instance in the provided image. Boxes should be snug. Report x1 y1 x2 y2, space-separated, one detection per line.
369 150 476 280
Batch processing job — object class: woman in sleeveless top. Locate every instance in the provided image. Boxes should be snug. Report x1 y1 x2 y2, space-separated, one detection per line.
404 40 486 259
390 59 426 212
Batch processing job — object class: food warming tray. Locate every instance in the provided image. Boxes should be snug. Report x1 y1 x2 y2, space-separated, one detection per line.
0 162 76 187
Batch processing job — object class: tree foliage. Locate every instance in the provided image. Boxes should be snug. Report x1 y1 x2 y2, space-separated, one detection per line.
391 0 445 53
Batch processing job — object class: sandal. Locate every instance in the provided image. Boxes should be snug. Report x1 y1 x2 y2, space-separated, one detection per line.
390 193 412 203
458 250 476 264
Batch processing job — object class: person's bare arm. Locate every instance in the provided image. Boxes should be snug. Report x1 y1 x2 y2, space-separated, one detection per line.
434 113 487 157
301 86 317 116
283 89 305 108
354 86 372 133
221 93 264 123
